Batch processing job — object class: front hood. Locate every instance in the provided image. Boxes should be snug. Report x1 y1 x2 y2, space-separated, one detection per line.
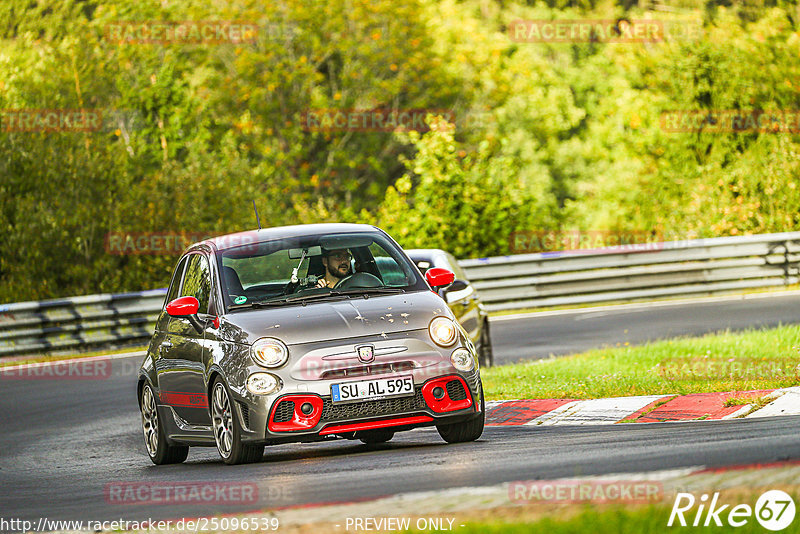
219 291 451 346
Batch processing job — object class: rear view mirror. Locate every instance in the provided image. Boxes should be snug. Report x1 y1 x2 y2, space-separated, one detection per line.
319 234 373 250
447 279 469 293
165 296 204 333
425 267 455 289
444 279 474 304
165 296 199 317
288 246 322 259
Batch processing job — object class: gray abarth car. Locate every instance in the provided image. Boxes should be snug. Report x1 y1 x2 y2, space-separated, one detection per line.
138 223 484 465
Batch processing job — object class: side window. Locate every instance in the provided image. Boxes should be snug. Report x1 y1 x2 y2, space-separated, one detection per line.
164 256 188 308
181 254 211 314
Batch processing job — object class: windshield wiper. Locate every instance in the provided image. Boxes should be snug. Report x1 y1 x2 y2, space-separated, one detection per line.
228 298 297 310
332 287 406 297
283 292 353 303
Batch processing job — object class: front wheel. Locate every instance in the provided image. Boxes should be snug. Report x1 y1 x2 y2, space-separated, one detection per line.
436 388 485 443
211 378 264 465
140 384 189 465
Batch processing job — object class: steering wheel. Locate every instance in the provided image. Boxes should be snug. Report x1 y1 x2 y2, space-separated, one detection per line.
333 272 382 290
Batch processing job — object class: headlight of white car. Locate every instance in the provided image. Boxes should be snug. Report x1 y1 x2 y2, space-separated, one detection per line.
251 338 289 368
429 317 457 347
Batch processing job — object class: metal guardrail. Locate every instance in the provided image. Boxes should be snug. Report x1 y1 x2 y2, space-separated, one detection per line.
460 232 800 312
2 232 800 356
0 289 167 357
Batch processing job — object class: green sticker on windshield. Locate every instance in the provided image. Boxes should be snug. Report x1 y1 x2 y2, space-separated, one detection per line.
234 296 247 304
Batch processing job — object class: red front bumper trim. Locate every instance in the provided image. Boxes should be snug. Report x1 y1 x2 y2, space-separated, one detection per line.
319 415 434 436
421 375 473 413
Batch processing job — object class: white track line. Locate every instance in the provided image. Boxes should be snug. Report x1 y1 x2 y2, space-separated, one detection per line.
527 395 670 426
747 387 800 418
490 289 800 322
0 350 145 372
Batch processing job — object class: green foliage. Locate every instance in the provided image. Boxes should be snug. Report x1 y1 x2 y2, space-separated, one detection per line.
368 116 552 257
2 0 800 302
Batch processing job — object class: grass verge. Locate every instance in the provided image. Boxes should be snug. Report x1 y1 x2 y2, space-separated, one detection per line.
481 325 800 400
419 502 788 534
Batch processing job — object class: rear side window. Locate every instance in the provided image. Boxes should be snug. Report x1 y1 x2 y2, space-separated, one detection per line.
370 243 409 286
181 254 211 314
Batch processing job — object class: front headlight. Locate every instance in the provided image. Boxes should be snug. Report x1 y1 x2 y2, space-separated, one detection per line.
450 348 475 372
251 338 289 368
246 372 281 395
429 317 457 347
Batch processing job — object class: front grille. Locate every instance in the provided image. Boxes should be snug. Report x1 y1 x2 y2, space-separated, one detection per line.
446 379 467 401
273 400 295 423
237 401 251 430
321 388 426 422
320 361 415 380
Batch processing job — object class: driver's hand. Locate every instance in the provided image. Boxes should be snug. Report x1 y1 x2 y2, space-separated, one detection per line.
316 278 327 288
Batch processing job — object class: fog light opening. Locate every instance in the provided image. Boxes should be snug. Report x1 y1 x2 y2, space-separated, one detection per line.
300 402 314 415
450 348 475 372
246 372 281 395
432 387 446 400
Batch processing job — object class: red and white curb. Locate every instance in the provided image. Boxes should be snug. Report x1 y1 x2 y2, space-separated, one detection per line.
485 387 800 426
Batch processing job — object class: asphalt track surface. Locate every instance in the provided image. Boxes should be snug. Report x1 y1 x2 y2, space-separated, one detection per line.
491 292 800 365
3 293 800 526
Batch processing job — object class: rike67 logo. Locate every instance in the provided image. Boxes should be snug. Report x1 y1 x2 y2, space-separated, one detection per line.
669 491 796 531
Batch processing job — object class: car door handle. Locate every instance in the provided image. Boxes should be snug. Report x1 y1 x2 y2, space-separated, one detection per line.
159 340 173 355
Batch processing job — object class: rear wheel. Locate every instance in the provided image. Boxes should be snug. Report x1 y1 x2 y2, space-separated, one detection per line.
140 384 189 465
436 389 485 443
211 378 264 465
357 429 394 444
478 320 493 368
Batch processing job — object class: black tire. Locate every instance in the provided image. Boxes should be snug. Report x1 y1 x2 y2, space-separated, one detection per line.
478 320 493 368
140 384 189 465
436 388 485 443
357 429 395 444
211 378 264 465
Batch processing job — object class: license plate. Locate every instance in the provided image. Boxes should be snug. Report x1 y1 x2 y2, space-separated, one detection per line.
330 375 414 404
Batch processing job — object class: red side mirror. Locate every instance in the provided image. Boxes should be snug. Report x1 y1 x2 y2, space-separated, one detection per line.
165 296 200 317
425 267 455 289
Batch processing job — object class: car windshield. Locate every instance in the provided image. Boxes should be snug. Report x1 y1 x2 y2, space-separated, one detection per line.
218 231 427 310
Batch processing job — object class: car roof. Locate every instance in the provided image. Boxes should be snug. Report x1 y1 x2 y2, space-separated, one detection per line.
190 223 381 252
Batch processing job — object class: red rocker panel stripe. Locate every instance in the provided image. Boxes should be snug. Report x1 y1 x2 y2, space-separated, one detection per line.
319 415 434 436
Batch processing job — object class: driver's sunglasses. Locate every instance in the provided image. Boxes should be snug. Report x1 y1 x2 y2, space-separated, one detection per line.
328 252 352 261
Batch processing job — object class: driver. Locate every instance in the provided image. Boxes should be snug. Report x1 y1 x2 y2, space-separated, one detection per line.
316 248 353 288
